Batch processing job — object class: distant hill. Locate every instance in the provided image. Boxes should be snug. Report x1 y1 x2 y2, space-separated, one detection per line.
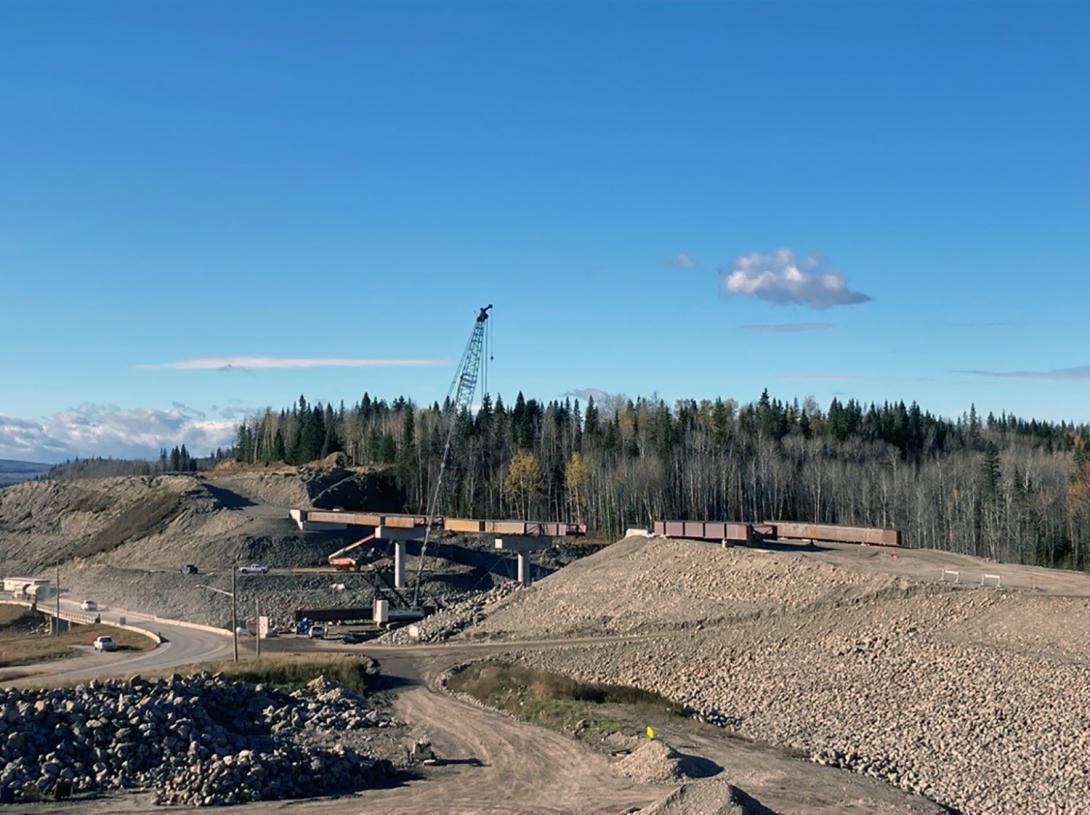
0 459 51 487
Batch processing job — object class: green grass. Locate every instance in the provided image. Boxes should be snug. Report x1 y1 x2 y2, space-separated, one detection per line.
161 654 379 693
447 660 682 743
0 621 154 668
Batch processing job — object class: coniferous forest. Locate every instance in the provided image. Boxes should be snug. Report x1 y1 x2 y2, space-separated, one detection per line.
232 391 1090 572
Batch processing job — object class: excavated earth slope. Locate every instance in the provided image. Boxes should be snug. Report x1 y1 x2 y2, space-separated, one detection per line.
462 536 1090 815
0 469 410 626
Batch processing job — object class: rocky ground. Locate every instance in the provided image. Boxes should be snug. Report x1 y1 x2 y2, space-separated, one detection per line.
456 535 1090 815
377 583 522 644
0 466 537 627
0 671 398 806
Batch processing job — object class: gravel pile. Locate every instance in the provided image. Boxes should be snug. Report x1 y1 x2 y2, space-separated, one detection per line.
465 536 1090 814
0 672 394 806
615 739 693 784
638 776 767 815
378 583 522 644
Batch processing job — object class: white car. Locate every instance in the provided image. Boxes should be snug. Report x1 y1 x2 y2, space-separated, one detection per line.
239 564 269 575
93 635 115 652
80 599 98 612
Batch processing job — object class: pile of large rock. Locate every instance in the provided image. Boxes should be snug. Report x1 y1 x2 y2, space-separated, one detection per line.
378 582 521 645
0 672 394 806
464 536 1090 814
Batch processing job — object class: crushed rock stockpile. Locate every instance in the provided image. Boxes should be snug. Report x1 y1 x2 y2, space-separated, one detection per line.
466 536 1090 815
616 739 699 784
0 673 395 806
377 583 521 645
638 776 769 815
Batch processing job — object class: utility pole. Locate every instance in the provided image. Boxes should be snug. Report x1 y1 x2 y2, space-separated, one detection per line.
231 565 238 663
54 565 60 636
255 596 261 659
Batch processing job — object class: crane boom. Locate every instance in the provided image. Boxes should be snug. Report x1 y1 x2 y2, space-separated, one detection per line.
411 304 492 605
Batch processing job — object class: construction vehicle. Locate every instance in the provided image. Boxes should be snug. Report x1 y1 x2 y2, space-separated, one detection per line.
327 534 379 571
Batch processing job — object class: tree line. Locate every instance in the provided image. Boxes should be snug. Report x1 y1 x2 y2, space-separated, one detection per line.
234 390 1090 572
46 446 232 479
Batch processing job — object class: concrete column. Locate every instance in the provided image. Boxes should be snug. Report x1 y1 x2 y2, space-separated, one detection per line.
376 526 426 591
394 542 406 589
495 536 551 588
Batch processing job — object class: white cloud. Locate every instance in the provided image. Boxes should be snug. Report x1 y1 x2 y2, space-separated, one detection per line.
662 252 699 270
721 249 871 310
955 365 1090 380
137 357 446 371
561 388 612 403
0 404 237 463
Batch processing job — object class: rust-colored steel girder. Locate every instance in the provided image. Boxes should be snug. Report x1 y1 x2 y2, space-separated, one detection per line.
653 520 753 542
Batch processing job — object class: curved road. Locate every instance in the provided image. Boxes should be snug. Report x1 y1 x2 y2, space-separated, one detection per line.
4 599 233 687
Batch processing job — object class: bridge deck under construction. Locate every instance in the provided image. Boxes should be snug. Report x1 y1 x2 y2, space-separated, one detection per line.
654 519 901 547
291 509 586 538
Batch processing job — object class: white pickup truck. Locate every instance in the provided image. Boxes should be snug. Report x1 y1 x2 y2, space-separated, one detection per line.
93 635 116 652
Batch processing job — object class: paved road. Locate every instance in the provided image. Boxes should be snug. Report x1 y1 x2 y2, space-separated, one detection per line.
4 599 233 687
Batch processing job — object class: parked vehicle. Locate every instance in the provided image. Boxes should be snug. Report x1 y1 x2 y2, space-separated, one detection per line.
235 626 250 636
308 625 326 640
93 635 115 652
341 631 367 644
180 564 199 575
239 564 269 575
80 599 97 612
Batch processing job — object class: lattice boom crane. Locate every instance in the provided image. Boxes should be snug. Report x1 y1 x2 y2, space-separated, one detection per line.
411 304 492 605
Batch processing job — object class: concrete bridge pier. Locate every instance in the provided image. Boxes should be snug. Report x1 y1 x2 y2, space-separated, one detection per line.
376 526 427 589
495 536 552 587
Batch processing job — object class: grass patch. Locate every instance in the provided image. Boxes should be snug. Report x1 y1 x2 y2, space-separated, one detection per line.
447 660 683 744
0 621 154 668
156 654 380 694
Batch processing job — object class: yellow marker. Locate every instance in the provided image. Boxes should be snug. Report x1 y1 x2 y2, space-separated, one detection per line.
645 725 655 740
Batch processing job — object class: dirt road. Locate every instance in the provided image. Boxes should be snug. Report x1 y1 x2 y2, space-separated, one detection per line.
16 635 944 814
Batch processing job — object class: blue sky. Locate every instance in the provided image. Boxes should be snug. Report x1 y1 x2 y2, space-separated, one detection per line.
2 1 1088 461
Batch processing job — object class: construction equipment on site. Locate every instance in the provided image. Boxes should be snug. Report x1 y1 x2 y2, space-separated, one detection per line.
326 534 378 571
411 304 492 606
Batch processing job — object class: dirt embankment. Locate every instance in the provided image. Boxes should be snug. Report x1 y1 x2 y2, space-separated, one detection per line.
459 536 1090 815
0 468 410 626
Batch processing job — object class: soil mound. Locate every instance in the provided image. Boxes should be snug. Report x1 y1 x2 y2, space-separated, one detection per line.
639 776 772 815
616 739 710 784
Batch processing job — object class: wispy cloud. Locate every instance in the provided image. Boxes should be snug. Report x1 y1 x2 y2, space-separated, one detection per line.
721 249 871 310
661 252 698 270
137 357 446 371
742 322 834 333
954 365 1090 381
0 404 237 463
